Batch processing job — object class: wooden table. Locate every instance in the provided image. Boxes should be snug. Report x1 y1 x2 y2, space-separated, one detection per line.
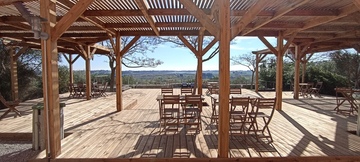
334 87 359 114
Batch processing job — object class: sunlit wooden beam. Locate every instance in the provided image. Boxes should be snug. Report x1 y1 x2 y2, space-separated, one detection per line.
120 36 141 57
178 35 197 55
135 0 160 36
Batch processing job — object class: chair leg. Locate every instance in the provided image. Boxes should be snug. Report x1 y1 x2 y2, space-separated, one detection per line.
0 109 11 120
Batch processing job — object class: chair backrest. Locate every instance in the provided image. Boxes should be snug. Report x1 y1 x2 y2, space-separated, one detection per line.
210 88 219 94
230 88 242 94
181 88 193 95
161 87 173 94
253 97 277 123
185 94 202 109
103 82 108 91
315 82 323 89
230 97 249 111
162 95 180 105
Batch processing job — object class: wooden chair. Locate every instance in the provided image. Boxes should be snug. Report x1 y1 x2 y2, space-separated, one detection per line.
248 98 276 143
229 97 251 136
0 93 21 120
183 95 203 133
210 89 219 123
160 95 180 133
68 83 76 98
99 82 108 96
230 88 242 94
161 87 173 94
181 87 193 95
310 82 323 97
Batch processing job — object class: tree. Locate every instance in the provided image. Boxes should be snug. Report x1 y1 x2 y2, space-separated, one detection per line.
231 53 256 89
103 37 164 91
330 50 360 88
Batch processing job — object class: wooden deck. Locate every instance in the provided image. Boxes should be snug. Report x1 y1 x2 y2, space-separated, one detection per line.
1 89 359 160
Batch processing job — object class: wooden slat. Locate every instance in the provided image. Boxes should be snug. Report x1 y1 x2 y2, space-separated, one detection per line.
52 0 94 41
242 0 309 35
284 3 360 36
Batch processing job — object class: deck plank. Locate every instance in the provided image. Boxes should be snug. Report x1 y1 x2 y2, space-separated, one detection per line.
1 89 360 160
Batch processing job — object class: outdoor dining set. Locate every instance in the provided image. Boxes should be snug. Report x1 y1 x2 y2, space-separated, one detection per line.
157 83 277 143
68 82 108 98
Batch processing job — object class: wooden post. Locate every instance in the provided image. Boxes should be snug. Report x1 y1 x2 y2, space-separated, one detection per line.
40 0 61 158
197 34 203 94
85 46 91 100
9 47 18 101
294 45 301 99
69 54 74 84
275 31 284 110
301 57 307 83
115 32 123 112
218 0 230 158
255 54 260 92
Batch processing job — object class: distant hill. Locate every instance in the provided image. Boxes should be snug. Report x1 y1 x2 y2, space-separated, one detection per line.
77 70 253 76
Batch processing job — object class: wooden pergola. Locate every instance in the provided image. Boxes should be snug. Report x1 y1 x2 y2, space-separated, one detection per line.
1 0 360 160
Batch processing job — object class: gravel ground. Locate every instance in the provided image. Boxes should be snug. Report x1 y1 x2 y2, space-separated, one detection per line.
0 140 40 162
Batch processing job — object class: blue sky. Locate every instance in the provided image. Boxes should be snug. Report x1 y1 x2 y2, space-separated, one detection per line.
59 37 277 71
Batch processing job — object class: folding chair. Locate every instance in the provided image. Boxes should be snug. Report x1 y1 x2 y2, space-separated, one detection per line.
99 82 108 96
183 94 202 133
160 95 180 133
0 93 21 120
210 89 219 123
229 97 251 137
161 87 173 94
310 82 323 97
68 83 76 98
248 98 276 143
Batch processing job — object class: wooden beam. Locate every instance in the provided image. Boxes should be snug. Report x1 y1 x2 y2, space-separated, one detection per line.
179 0 219 38
52 0 94 41
283 33 297 52
40 0 61 158
284 4 360 36
177 35 197 55
242 0 309 35
135 0 160 36
62 54 70 63
120 36 140 57
260 54 268 61
14 46 29 59
218 0 230 158
354 0 360 9
230 0 271 39
258 36 278 55
57 0 115 36
115 32 122 112
71 54 81 64
82 8 338 17
202 38 217 56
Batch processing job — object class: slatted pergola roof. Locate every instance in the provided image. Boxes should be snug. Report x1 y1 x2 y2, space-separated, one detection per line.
0 0 359 54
